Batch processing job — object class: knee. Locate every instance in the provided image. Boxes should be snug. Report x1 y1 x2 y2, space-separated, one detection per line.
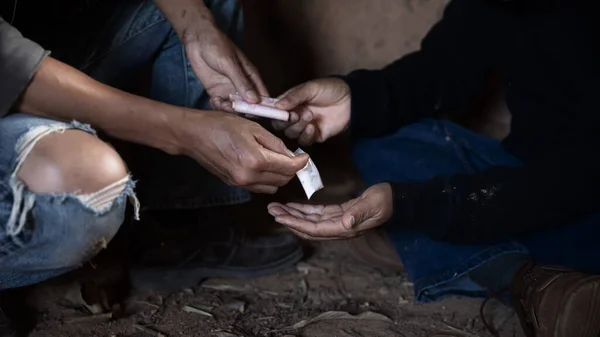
17 129 128 195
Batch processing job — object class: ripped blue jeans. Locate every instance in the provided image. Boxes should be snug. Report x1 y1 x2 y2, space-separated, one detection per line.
0 0 246 289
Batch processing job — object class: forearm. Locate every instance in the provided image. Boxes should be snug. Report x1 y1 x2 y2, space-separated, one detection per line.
17 57 193 155
153 0 216 42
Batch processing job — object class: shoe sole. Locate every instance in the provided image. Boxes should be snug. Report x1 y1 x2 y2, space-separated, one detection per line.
129 246 304 292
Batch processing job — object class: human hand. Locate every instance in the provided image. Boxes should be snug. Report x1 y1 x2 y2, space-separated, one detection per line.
183 26 268 112
267 183 393 240
271 78 352 146
177 110 309 194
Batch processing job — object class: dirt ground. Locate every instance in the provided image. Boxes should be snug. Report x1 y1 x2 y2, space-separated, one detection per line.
1 142 524 337
19 243 525 337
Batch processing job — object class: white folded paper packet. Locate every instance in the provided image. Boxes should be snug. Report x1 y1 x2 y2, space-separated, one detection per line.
294 148 324 199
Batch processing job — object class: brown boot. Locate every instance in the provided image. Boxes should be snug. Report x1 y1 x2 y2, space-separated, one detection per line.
512 261 600 337
346 229 404 272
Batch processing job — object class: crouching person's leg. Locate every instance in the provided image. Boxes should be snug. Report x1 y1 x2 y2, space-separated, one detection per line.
0 114 136 291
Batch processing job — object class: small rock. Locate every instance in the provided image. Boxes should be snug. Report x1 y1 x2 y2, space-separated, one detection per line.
226 301 246 313
182 305 213 317
296 262 327 275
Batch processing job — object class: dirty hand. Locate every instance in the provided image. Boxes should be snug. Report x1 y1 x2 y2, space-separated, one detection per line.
267 183 393 240
180 111 309 194
184 26 269 112
272 78 351 146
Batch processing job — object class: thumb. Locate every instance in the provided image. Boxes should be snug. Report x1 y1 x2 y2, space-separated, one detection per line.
254 129 311 171
275 82 318 111
255 132 310 174
220 56 259 103
342 198 378 230
254 129 294 157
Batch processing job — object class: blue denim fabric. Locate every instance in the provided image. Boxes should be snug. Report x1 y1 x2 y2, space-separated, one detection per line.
0 114 133 289
65 0 250 210
352 118 600 302
0 0 246 289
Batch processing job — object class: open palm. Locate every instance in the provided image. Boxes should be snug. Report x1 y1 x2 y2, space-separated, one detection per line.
267 183 394 240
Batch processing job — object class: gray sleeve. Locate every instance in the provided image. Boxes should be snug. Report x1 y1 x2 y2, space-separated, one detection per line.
0 16 50 116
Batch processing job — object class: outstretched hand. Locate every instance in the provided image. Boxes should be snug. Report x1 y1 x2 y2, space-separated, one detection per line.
267 183 393 240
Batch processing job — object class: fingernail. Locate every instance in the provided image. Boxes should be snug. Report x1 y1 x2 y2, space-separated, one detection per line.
349 216 356 226
290 112 299 122
306 125 314 135
245 90 258 102
302 113 312 121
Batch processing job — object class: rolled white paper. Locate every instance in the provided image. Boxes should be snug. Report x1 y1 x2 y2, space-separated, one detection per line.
231 99 290 121
230 93 278 108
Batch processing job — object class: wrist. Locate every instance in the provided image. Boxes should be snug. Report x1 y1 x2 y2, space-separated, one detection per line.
154 0 216 43
164 107 212 156
178 11 217 46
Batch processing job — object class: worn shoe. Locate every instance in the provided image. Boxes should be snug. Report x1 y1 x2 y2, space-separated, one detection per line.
512 261 600 337
346 229 404 272
129 209 304 291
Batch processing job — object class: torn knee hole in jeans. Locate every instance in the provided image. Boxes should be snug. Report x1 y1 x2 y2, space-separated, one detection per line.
5 122 140 237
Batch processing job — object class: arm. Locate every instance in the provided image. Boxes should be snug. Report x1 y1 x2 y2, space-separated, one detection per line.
1 17 307 194
17 56 187 155
390 91 600 244
152 0 215 43
153 0 268 108
341 0 498 140
1 15 187 153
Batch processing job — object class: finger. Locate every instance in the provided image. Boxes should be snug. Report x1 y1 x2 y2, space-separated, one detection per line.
257 171 294 187
211 97 224 111
254 129 295 157
220 100 234 113
236 49 270 97
341 199 378 230
267 203 289 217
268 203 319 222
220 55 259 103
246 184 278 194
298 124 317 146
278 204 322 222
272 111 300 131
284 111 313 140
253 130 310 174
275 215 347 238
275 82 318 111
263 151 309 175
284 203 325 216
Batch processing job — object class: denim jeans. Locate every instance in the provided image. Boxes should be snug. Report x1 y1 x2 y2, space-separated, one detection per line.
0 0 246 289
352 118 600 302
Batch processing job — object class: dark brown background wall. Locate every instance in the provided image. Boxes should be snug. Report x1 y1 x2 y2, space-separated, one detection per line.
243 0 449 95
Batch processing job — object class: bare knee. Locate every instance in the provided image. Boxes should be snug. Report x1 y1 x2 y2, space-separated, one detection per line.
17 129 128 194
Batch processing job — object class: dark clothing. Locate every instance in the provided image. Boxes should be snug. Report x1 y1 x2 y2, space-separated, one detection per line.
342 0 600 244
351 118 600 302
